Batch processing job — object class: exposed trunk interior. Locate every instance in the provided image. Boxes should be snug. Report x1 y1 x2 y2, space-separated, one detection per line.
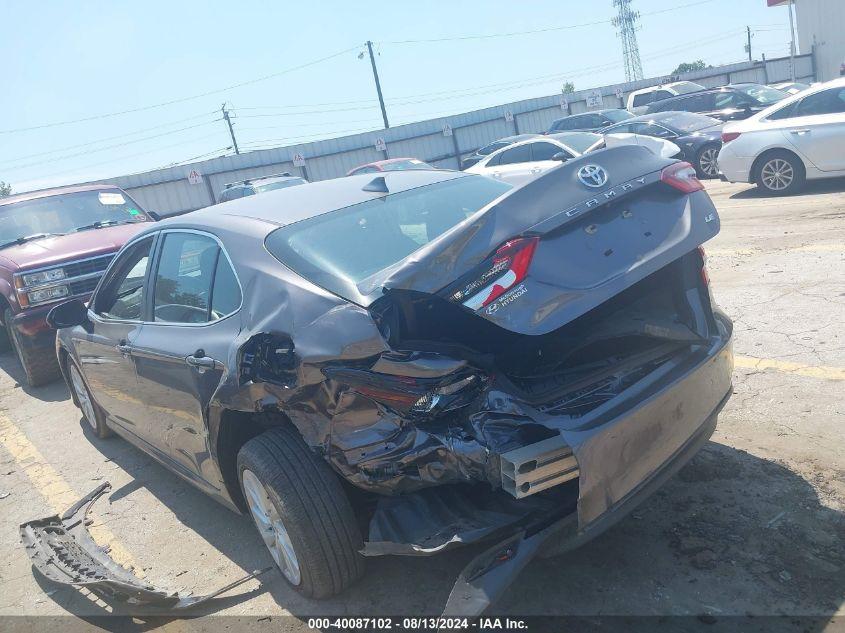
372 249 713 418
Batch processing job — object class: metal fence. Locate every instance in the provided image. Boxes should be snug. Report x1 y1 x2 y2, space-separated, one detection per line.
72 53 816 217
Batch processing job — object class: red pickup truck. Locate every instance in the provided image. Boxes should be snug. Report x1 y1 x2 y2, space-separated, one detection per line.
0 184 154 386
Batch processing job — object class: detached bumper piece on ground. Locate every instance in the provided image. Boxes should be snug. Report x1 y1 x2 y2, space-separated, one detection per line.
19 482 271 611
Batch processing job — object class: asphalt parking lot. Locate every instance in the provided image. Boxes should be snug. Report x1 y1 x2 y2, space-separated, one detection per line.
0 179 843 627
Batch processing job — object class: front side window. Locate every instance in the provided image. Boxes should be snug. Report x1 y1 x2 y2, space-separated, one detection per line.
497 144 532 165
794 88 845 116
96 237 154 321
0 189 149 250
152 233 239 324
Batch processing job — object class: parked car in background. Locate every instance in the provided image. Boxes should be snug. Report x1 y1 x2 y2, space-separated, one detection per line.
772 82 811 95
646 83 789 121
48 152 731 611
718 77 845 195
346 157 433 176
627 81 706 114
0 185 153 385
218 173 307 203
604 111 724 178
547 109 632 133
465 135 592 186
460 134 540 169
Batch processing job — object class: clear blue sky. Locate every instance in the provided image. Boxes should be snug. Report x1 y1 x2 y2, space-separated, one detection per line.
1 0 794 192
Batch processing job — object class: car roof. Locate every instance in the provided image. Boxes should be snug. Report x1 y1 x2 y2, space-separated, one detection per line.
554 108 620 119
486 134 539 144
0 183 124 207
155 170 468 236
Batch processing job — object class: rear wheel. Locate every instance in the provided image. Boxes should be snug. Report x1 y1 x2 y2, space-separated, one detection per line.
4 308 60 387
756 151 805 195
68 359 112 439
237 426 365 598
695 144 720 179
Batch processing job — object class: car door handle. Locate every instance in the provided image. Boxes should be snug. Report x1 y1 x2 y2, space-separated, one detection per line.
185 354 216 370
790 128 811 135
530 167 542 173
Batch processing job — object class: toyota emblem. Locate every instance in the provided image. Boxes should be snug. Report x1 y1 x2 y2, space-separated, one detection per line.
577 164 609 188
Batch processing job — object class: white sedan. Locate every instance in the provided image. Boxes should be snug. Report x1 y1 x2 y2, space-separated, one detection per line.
718 77 845 195
465 132 679 187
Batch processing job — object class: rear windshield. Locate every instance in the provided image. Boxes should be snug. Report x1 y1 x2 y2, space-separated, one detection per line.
0 189 148 249
658 112 721 133
266 176 512 303
605 110 633 122
736 84 787 105
254 178 307 193
549 132 602 153
671 81 706 95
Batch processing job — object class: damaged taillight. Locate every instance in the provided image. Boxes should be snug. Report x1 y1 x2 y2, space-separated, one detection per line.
449 236 539 311
324 367 482 416
660 162 704 193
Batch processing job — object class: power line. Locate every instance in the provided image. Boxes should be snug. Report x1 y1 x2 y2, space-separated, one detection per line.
3 119 222 173
381 0 715 44
0 111 219 166
0 45 360 135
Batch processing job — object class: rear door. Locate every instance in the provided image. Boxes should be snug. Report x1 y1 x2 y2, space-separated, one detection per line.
484 144 535 185
130 230 243 482
782 86 845 171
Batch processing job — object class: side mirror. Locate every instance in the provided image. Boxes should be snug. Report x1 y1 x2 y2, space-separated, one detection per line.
552 152 569 162
46 299 90 329
600 121 612 127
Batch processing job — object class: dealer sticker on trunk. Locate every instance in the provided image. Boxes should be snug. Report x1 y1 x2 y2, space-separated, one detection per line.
486 284 527 315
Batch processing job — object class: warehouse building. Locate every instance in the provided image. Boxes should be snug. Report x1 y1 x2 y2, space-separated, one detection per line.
769 0 845 80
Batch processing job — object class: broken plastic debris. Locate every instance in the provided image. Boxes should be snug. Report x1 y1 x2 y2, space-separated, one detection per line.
19 481 272 610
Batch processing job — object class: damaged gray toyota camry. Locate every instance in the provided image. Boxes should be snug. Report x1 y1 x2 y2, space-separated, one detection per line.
44 144 733 614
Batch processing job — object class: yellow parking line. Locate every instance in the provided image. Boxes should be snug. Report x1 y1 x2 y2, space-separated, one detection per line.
735 355 845 381
0 412 138 573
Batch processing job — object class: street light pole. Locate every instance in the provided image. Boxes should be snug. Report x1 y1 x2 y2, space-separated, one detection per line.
366 41 390 129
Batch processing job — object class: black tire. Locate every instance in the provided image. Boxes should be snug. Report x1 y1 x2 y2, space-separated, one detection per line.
66 357 112 439
4 308 61 387
695 143 721 179
237 426 365 599
0 320 11 353
755 150 806 195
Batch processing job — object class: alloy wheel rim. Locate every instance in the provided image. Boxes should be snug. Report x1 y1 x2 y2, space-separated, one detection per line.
700 148 719 177
241 469 301 585
761 159 794 191
69 365 97 430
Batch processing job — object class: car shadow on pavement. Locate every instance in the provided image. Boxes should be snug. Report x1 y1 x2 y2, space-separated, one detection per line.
0 351 70 403
730 176 845 199
35 422 845 628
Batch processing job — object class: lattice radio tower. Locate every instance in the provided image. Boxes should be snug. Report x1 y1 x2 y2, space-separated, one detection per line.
611 0 644 82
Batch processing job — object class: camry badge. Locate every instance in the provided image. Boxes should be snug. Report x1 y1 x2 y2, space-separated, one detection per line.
577 164 609 188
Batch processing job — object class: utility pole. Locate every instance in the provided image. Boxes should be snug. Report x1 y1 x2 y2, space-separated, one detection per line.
366 41 390 129
221 103 240 155
745 26 753 61
787 0 796 81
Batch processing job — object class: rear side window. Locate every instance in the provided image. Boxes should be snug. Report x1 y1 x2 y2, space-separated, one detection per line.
152 233 240 323
550 117 572 131
219 187 244 202
497 144 532 165
265 176 512 303
794 88 845 116
531 142 565 161
632 92 655 107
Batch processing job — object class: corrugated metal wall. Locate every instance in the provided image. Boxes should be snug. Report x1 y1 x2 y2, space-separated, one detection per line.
794 0 845 81
64 54 814 217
